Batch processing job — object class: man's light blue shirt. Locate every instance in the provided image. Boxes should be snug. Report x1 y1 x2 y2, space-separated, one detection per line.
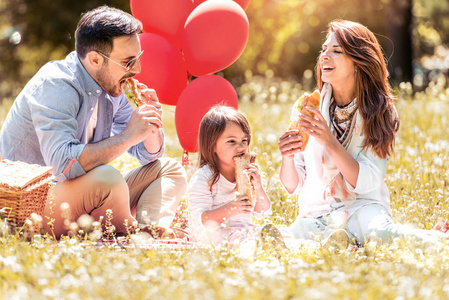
0 51 164 181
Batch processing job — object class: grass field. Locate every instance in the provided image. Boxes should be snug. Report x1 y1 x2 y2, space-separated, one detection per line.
1 76 449 299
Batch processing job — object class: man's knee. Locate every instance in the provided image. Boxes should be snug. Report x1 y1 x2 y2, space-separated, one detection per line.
159 158 187 185
88 165 125 190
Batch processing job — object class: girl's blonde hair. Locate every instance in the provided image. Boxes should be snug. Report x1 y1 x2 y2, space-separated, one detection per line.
198 105 251 189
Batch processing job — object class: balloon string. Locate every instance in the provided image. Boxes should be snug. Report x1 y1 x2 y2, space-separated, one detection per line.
182 149 191 167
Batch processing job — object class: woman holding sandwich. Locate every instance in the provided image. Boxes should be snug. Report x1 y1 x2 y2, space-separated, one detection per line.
278 20 444 248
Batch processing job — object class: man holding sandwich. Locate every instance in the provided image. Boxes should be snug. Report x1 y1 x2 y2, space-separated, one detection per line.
0 5 186 238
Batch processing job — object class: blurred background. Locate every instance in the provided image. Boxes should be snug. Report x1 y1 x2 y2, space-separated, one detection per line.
0 0 448 101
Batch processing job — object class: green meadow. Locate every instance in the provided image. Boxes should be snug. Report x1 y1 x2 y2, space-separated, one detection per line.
1 76 449 299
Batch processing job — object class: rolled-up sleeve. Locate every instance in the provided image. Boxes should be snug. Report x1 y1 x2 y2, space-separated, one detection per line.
128 137 164 164
30 78 86 181
347 149 387 194
112 95 164 165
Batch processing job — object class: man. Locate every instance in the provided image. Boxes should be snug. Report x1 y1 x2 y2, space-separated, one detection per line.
0 6 187 238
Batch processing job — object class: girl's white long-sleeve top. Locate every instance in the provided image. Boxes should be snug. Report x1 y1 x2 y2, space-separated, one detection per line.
187 165 270 242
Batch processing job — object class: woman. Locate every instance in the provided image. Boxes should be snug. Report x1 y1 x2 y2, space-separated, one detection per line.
278 20 442 247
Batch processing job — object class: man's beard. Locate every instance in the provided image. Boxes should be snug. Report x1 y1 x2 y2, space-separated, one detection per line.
95 66 128 97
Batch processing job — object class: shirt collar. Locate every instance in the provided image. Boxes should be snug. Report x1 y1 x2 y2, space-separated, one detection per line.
67 51 103 97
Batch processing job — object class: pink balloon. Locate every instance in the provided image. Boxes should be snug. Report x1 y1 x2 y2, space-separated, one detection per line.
135 33 187 106
175 75 239 152
183 0 249 77
130 0 203 50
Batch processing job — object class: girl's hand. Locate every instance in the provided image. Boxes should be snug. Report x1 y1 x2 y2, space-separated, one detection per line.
226 195 254 215
246 163 262 190
299 107 337 149
278 129 303 159
247 163 271 212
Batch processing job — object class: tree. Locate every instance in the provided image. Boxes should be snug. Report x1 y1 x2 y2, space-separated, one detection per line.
387 0 413 84
0 0 129 100
1 0 448 102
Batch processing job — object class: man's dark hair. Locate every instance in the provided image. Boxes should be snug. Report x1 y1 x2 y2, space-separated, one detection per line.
75 5 142 59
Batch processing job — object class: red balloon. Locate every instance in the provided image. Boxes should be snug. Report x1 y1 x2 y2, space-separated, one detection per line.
183 0 249 77
175 75 239 152
135 33 187 106
234 0 251 10
130 0 203 50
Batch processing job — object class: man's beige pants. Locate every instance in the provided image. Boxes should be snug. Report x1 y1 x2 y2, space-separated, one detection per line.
43 158 187 238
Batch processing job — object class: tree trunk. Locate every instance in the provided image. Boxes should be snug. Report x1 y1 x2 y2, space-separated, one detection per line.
387 0 413 85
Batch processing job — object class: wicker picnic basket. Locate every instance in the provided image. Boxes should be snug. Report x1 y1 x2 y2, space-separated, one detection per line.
0 158 54 226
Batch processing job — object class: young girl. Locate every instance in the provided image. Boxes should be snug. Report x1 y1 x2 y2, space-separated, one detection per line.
278 20 445 247
187 105 277 247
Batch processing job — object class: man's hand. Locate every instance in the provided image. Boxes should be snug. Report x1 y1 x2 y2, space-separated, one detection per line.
137 84 164 154
123 106 162 146
138 82 162 116
122 82 164 148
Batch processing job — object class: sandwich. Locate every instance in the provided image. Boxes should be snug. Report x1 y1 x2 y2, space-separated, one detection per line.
288 90 321 151
122 78 147 108
234 152 257 204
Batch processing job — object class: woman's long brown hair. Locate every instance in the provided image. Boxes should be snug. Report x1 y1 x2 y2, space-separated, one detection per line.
316 20 399 159
198 105 251 190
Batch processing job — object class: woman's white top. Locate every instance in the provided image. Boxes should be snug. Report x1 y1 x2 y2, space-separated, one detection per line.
288 83 392 219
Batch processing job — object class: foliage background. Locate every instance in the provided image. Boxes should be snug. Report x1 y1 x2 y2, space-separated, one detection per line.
1 0 449 102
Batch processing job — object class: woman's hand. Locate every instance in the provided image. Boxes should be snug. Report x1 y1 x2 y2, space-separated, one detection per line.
278 129 303 194
278 129 303 159
299 107 337 149
300 106 360 188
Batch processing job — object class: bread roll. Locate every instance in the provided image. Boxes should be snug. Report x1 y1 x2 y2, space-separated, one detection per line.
234 152 257 203
122 78 146 108
288 90 321 151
